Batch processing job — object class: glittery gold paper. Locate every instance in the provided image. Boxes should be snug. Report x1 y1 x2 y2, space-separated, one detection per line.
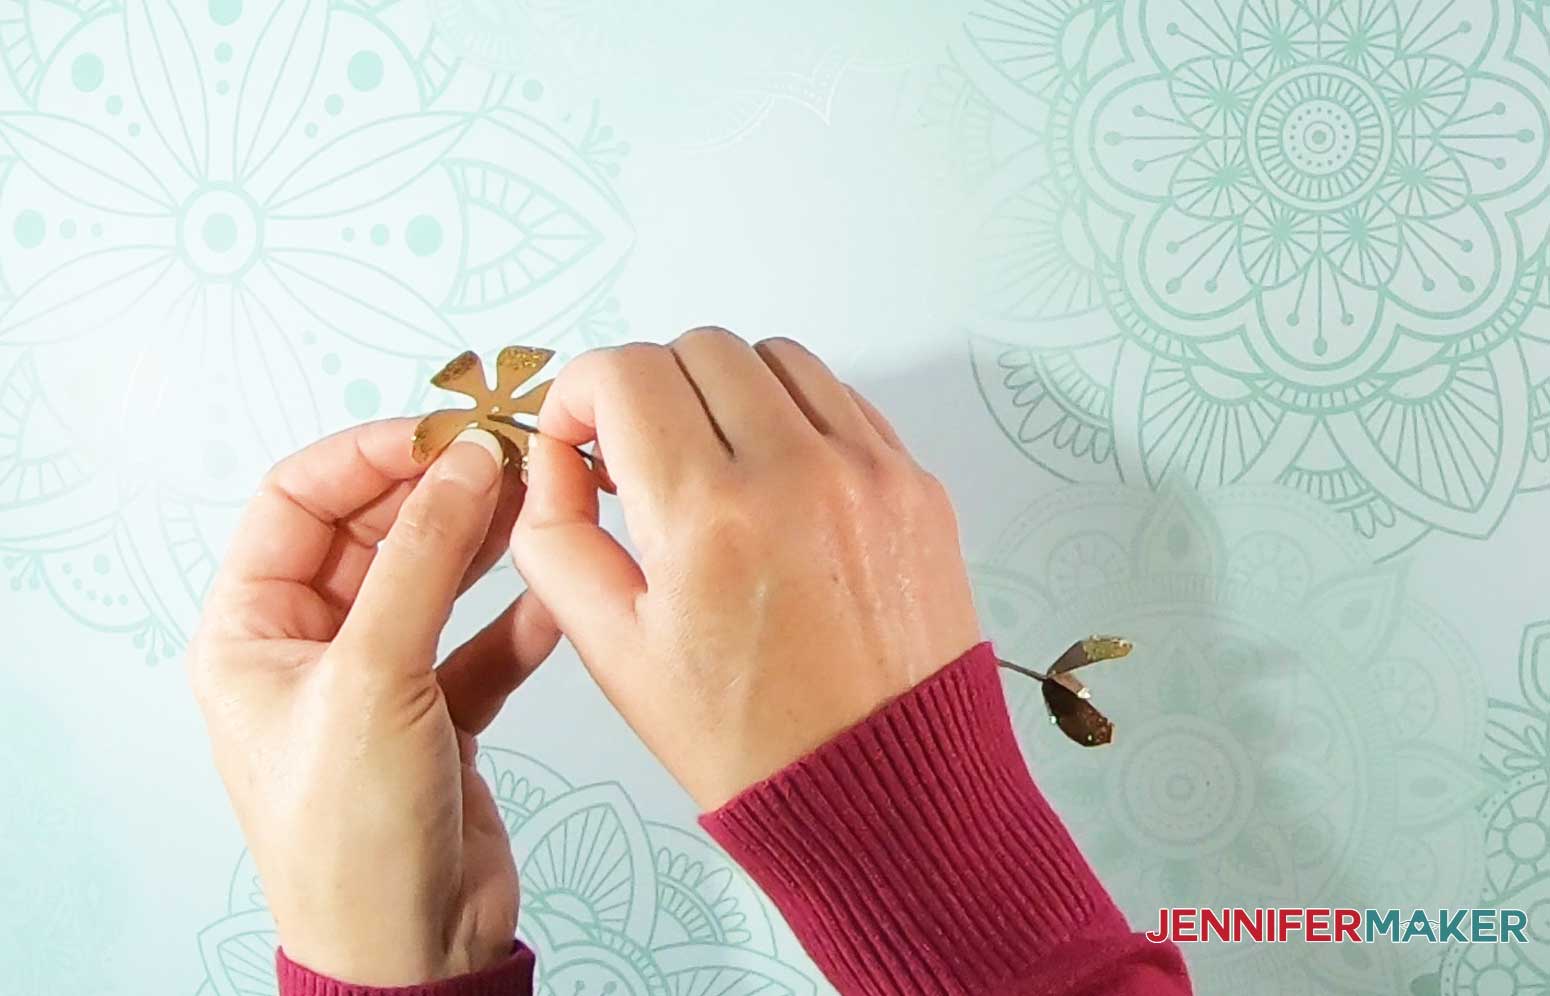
999 636 1132 747
412 346 559 466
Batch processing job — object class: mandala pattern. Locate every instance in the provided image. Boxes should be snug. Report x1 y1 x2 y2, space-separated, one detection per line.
0 0 633 657
191 746 820 996
1408 619 1550 994
972 485 1494 994
949 0 1550 557
429 0 950 148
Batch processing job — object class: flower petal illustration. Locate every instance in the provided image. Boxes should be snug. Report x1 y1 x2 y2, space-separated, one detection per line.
1129 355 1311 489
978 176 1108 322
1325 349 1528 536
1133 489 1225 576
0 112 176 215
195 910 279 996
226 283 323 461
0 1 109 102
1436 71 1550 201
0 247 179 344
655 944 817 996
1388 745 1496 830
968 0 1550 555
436 109 634 340
0 353 93 509
263 112 472 216
510 783 657 944
263 249 462 356
0 1 634 649
126 0 210 182
443 159 601 312
969 337 1119 482
1516 619 1550 717
233 0 330 183
1301 566 1406 660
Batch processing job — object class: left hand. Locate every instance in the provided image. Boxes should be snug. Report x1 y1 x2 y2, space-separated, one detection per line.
189 420 558 985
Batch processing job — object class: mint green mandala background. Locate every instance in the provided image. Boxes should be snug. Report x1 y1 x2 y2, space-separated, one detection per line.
0 3 1546 996
971 485 1524 993
0 0 634 657
191 747 816 996
1412 621 1550 996
953 0 1550 558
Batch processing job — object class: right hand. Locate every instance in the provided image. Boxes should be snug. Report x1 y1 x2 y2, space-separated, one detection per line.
510 328 980 809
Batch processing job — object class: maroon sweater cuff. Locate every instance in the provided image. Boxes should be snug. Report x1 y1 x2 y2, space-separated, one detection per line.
699 642 1137 994
276 943 534 996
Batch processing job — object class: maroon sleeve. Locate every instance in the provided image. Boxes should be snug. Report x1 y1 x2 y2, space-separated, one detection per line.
699 642 1193 995
276 943 534 996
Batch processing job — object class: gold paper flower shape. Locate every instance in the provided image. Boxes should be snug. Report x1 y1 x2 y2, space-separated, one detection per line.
412 347 557 464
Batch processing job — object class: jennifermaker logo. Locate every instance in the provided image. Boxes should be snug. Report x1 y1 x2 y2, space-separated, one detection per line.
1145 908 1529 943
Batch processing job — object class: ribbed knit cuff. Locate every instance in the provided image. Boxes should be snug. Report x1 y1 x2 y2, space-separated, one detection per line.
699 642 1124 995
276 943 534 996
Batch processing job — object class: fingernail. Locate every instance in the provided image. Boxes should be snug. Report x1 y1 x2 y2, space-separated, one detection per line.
437 428 503 493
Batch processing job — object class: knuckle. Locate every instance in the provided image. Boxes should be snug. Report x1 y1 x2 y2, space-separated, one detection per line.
697 507 757 557
868 451 916 498
916 466 950 501
254 463 288 501
587 342 662 384
392 498 464 553
683 474 761 541
508 517 548 567
794 445 867 514
912 468 957 521
676 325 740 350
849 449 950 519
611 340 670 363
753 334 799 353
704 465 759 517
678 492 762 563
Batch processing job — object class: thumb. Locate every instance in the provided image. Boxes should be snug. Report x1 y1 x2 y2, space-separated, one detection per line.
510 433 643 663
335 428 505 668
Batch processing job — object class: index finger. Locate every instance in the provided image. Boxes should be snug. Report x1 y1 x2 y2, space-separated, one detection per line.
538 343 729 504
212 418 423 594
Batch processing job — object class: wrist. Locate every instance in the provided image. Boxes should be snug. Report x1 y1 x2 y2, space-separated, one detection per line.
277 918 511 988
701 642 1124 994
276 942 536 996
